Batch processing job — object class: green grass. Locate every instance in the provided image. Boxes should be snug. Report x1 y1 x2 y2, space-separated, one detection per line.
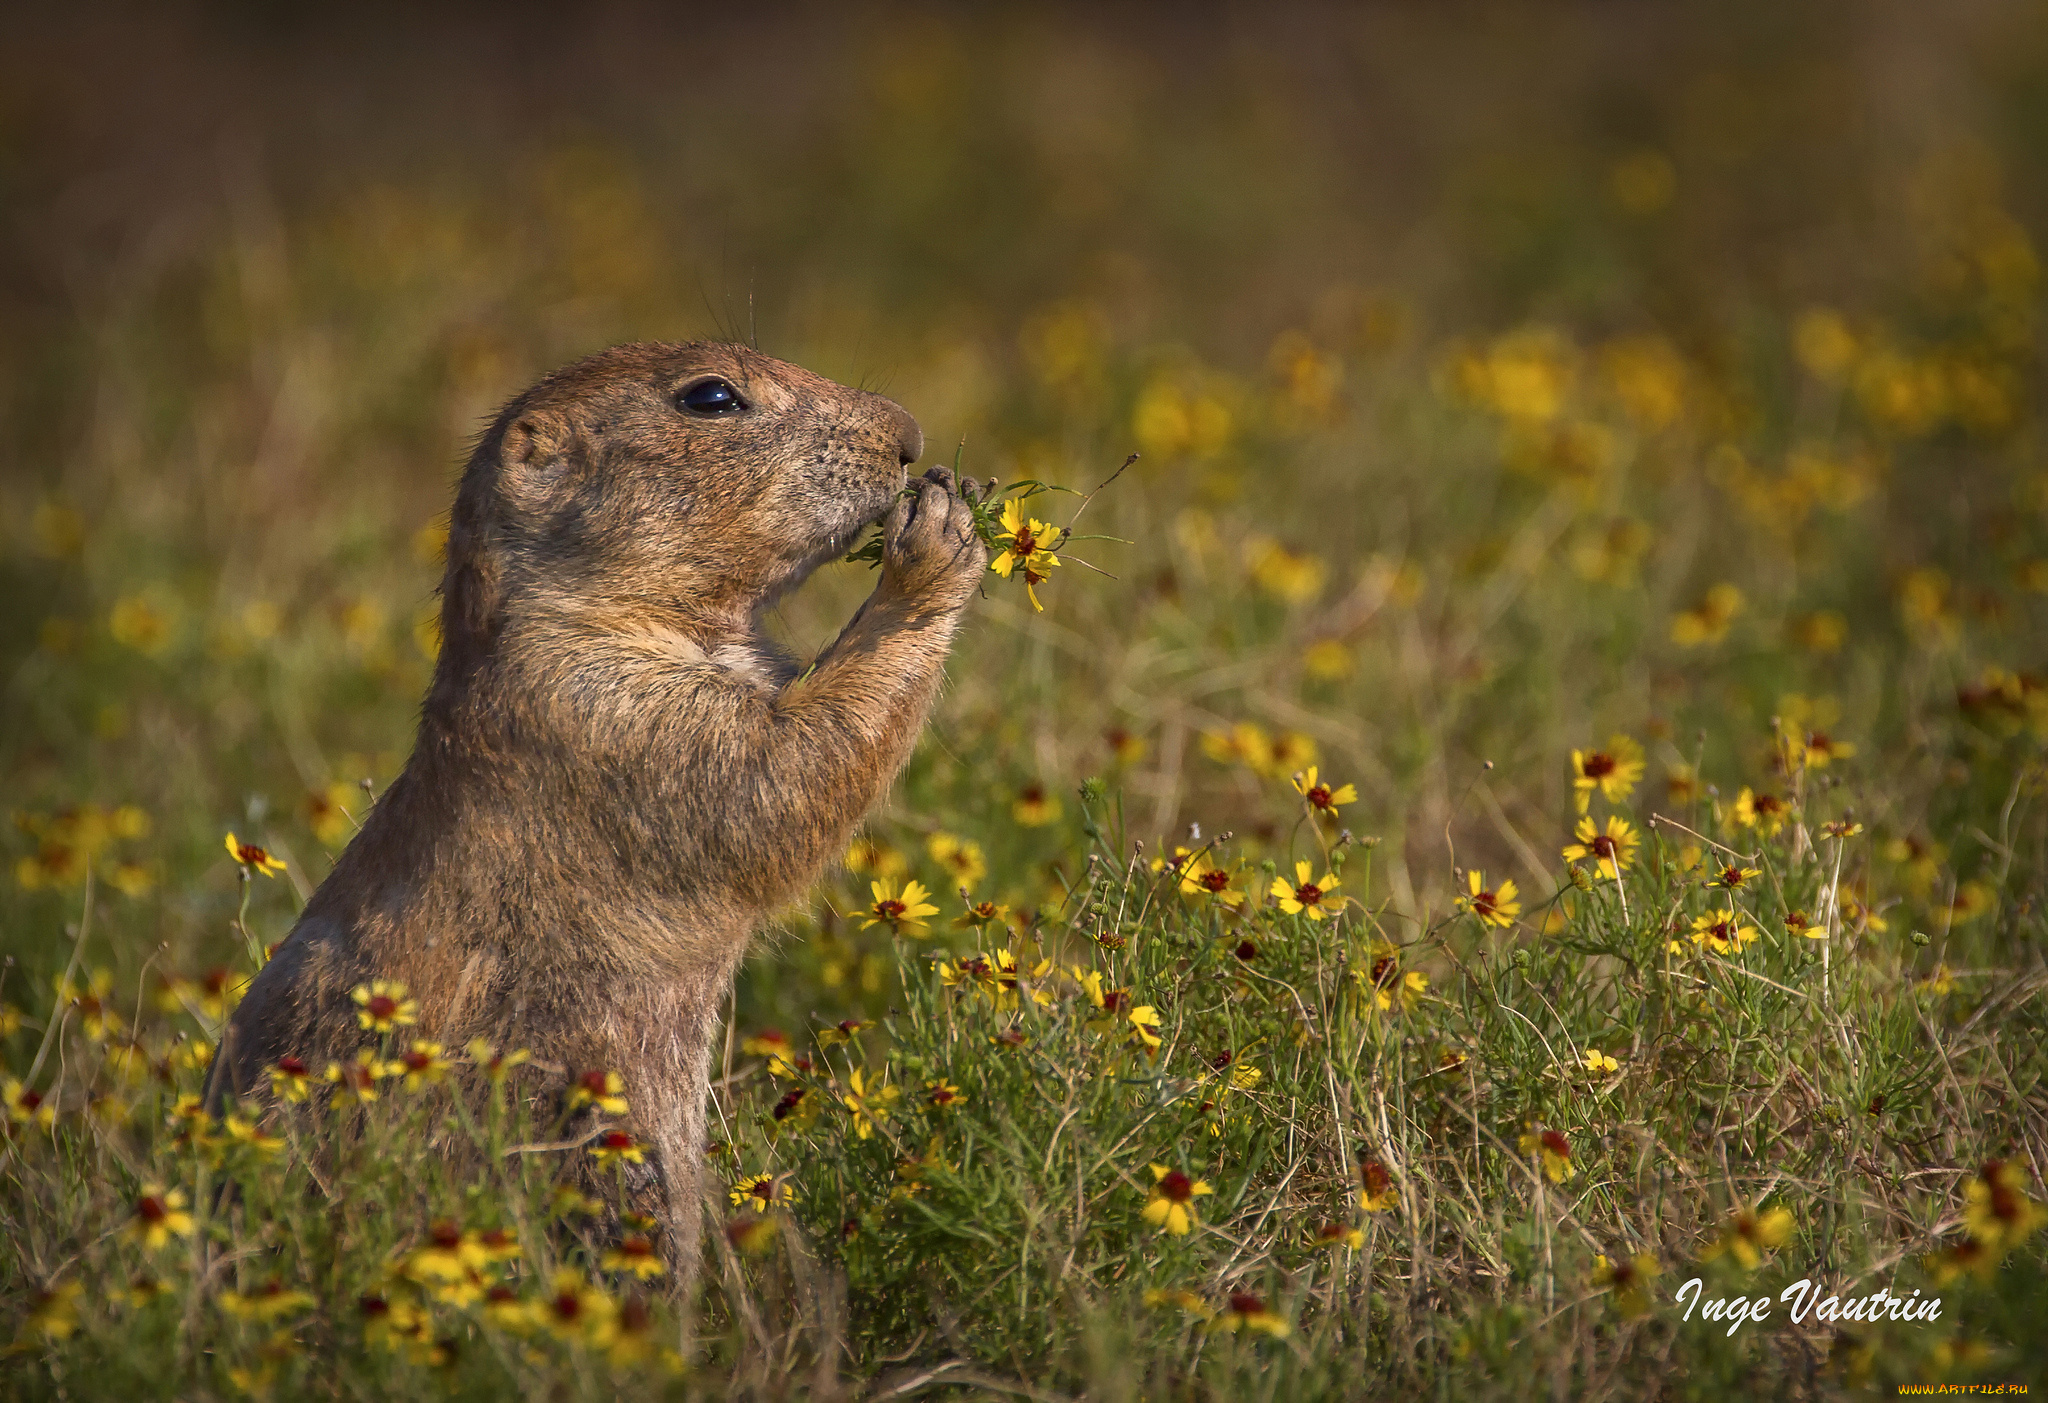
5 6 2048 1397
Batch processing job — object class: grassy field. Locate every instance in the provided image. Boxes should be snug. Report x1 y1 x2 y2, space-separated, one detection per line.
4 5 2048 1398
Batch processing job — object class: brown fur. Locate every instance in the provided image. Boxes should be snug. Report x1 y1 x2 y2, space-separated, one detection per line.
211 341 985 1274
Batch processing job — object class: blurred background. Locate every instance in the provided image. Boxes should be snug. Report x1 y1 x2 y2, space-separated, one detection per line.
5 2 2047 1024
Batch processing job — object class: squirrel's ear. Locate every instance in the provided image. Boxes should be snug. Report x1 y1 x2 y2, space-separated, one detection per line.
498 412 574 503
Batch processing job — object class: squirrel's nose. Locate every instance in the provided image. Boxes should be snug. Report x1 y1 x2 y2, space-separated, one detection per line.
876 398 922 468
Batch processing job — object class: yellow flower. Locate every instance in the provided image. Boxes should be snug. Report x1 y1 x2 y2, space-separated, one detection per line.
841 1068 900 1141
1358 1157 1398 1212
1703 1205 1794 1270
218 1280 316 1324
3 1077 54 1130
1458 870 1521 928
925 1079 967 1110
1570 736 1645 813
1963 1159 2046 1252
126 1185 197 1249
1143 1287 1215 1320
268 1056 314 1103
324 1050 391 1106
1590 1252 1661 1317
1170 849 1245 907
1708 862 1763 892
1355 940 1428 1012
817 1017 875 1046
863 877 939 935
1200 722 1274 773
844 836 908 879
394 1040 450 1091
1670 583 1744 645
1011 782 1063 827
568 1068 629 1115
465 1039 530 1082
953 899 1014 932
590 1129 647 1169
536 1269 617 1345
1291 767 1357 819
21 1281 83 1343
725 1213 780 1255
1212 1291 1291 1337
1730 788 1790 838
303 784 360 847
1312 1222 1366 1251
925 833 987 889
1270 859 1341 919
1561 816 1639 880
1128 1004 1163 1053
350 980 417 1033
740 1029 796 1076
1142 1163 1214 1235
57 967 124 1042
1797 730 1856 770
223 832 286 878
989 498 1062 611
1518 1126 1575 1183
1105 726 1149 765
601 1236 666 1280
730 1173 799 1209
1688 913 1760 955
1582 1047 1620 1075
219 1114 285 1159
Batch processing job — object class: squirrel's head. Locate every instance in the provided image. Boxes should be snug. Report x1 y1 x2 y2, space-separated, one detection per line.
438 341 921 672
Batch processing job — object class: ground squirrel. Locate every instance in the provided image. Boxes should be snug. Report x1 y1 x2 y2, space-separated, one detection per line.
212 341 986 1273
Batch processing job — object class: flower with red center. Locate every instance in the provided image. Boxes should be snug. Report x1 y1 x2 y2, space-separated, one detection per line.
926 832 987 888
1784 909 1812 936
1800 731 1856 770
269 1056 313 1103
1213 1292 1290 1337
465 1039 530 1082
1518 1126 1575 1183
1313 1222 1365 1250
730 1173 798 1208
1731 787 1789 838
1355 939 1428 1012
817 1018 875 1046
590 1129 646 1169
1590 1252 1661 1317
990 498 1062 611
1570 736 1644 813
925 1079 966 1110
1703 1204 1793 1270
396 1040 450 1091
223 831 286 878
1688 913 1760 955
952 900 1013 932
1270 859 1341 919
1173 850 1245 907
537 1269 617 1344
601 1236 666 1281
126 1184 196 1249
569 1068 629 1115
726 1213 779 1255
324 1049 394 1106
1359 1157 1397 1212
1234 939 1257 961
1142 1163 1214 1235
862 877 938 935
1457 870 1521 929
1106 727 1148 765
1128 1004 1163 1053
841 1068 901 1140
1012 783 1063 828
1291 766 1358 819
1964 1159 2046 1251
350 980 417 1034
1708 862 1762 891
1561 816 1639 880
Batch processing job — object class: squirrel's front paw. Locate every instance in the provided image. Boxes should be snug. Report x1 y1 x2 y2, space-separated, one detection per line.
880 467 988 606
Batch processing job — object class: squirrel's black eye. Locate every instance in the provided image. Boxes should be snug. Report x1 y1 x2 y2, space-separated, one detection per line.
678 378 746 415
